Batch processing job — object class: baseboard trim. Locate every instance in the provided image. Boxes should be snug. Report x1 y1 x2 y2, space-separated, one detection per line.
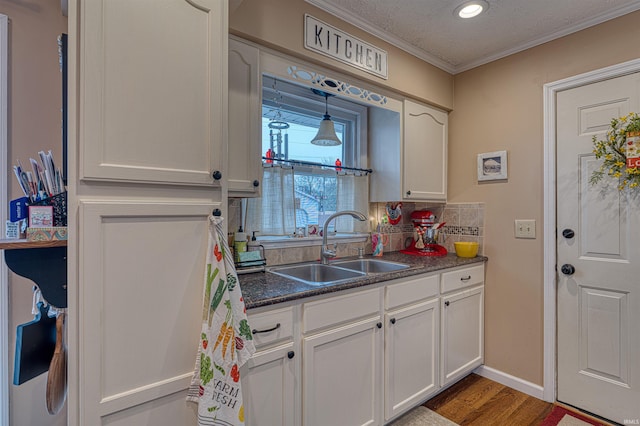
473 365 544 400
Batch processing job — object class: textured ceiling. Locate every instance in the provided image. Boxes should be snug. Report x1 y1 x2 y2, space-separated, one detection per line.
306 0 640 74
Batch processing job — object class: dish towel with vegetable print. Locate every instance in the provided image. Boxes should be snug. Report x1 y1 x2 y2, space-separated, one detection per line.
187 215 255 426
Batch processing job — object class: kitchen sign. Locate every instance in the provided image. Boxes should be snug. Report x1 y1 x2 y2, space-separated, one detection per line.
304 14 388 79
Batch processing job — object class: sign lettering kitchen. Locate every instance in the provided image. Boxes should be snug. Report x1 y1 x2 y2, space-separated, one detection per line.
304 14 388 79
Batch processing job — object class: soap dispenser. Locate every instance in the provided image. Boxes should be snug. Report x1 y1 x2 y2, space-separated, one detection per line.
234 226 247 261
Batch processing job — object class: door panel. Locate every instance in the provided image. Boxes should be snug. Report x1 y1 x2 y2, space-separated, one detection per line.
579 287 628 384
228 38 262 196
441 286 483 387
101 391 197 426
580 155 629 260
556 72 640 424
303 318 382 426
79 201 217 423
385 299 438 420
241 344 296 426
402 99 447 201
80 0 226 185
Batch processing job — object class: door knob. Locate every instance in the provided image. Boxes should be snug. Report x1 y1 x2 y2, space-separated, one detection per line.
253 179 260 187
212 170 222 180
390 318 396 325
561 264 575 276
287 351 295 359
376 322 382 329
562 229 575 239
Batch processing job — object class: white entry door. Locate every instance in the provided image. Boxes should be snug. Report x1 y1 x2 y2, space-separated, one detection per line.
556 72 640 424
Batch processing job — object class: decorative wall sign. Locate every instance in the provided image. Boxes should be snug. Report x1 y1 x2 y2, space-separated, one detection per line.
304 14 388 80
477 150 508 181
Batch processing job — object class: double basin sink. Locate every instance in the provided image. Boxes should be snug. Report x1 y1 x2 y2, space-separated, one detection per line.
268 258 410 286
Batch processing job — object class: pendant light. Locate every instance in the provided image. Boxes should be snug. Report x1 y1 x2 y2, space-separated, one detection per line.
310 89 342 146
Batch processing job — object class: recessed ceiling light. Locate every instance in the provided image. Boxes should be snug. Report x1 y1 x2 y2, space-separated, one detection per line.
455 1 489 19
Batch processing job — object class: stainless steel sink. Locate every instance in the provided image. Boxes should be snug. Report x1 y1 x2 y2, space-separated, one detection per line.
332 259 411 274
268 263 366 286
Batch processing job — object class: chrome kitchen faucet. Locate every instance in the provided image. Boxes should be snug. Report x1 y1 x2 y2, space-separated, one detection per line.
321 210 367 264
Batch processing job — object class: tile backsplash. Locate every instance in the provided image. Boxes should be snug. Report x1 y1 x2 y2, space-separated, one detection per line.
227 199 484 266
370 202 484 257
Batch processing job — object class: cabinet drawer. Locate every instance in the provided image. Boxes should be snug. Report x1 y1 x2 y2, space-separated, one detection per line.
303 288 381 334
441 265 484 293
248 306 294 349
386 274 439 310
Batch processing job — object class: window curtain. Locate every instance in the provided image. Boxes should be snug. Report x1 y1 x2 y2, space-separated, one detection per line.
335 173 369 233
246 166 296 236
247 166 369 236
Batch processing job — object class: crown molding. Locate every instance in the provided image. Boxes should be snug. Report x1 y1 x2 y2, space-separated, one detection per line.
304 0 457 74
455 1 640 73
306 0 640 74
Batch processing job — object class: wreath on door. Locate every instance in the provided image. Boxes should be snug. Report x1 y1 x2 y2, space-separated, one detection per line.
590 112 640 191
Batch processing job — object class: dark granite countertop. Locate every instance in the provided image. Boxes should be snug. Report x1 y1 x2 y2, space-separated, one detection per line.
239 252 487 310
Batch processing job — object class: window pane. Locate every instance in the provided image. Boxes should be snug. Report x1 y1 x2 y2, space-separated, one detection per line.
293 172 337 228
262 116 344 165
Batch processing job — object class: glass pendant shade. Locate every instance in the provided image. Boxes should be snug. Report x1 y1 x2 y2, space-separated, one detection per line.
311 114 342 146
311 90 342 146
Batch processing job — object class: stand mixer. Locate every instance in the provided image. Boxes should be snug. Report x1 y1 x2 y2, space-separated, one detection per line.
400 210 447 256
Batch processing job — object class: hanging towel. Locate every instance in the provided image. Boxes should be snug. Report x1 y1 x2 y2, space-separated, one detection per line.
187 215 255 425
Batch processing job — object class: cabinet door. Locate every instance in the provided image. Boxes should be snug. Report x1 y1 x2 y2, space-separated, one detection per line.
441 286 484 387
403 100 447 201
228 38 262 197
78 200 218 425
385 299 439 421
303 317 383 426
241 343 298 426
79 0 226 186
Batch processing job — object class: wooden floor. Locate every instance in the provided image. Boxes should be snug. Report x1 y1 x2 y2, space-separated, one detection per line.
424 374 553 426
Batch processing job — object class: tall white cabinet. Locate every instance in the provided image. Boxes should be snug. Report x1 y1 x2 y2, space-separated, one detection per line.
68 1 228 424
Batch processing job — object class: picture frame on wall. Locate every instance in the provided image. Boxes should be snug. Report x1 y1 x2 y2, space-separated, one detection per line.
477 150 508 181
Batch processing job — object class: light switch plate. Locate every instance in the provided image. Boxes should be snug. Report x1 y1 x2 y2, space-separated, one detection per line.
515 219 536 239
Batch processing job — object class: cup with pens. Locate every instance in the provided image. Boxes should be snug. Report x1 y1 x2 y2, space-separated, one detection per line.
13 151 67 227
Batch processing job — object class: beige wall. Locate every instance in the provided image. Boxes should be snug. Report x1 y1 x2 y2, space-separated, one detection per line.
232 0 640 388
0 0 67 424
449 10 640 386
229 0 454 110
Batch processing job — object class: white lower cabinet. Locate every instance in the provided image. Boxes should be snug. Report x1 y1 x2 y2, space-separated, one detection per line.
242 263 484 425
384 273 440 421
241 306 299 426
302 288 383 426
241 343 297 426
303 317 383 426
440 285 484 387
385 298 439 420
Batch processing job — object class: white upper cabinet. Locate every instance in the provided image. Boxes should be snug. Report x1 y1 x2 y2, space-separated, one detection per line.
402 99 448 201
370 99 447 202
79 0 227 186
228 38 262 197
